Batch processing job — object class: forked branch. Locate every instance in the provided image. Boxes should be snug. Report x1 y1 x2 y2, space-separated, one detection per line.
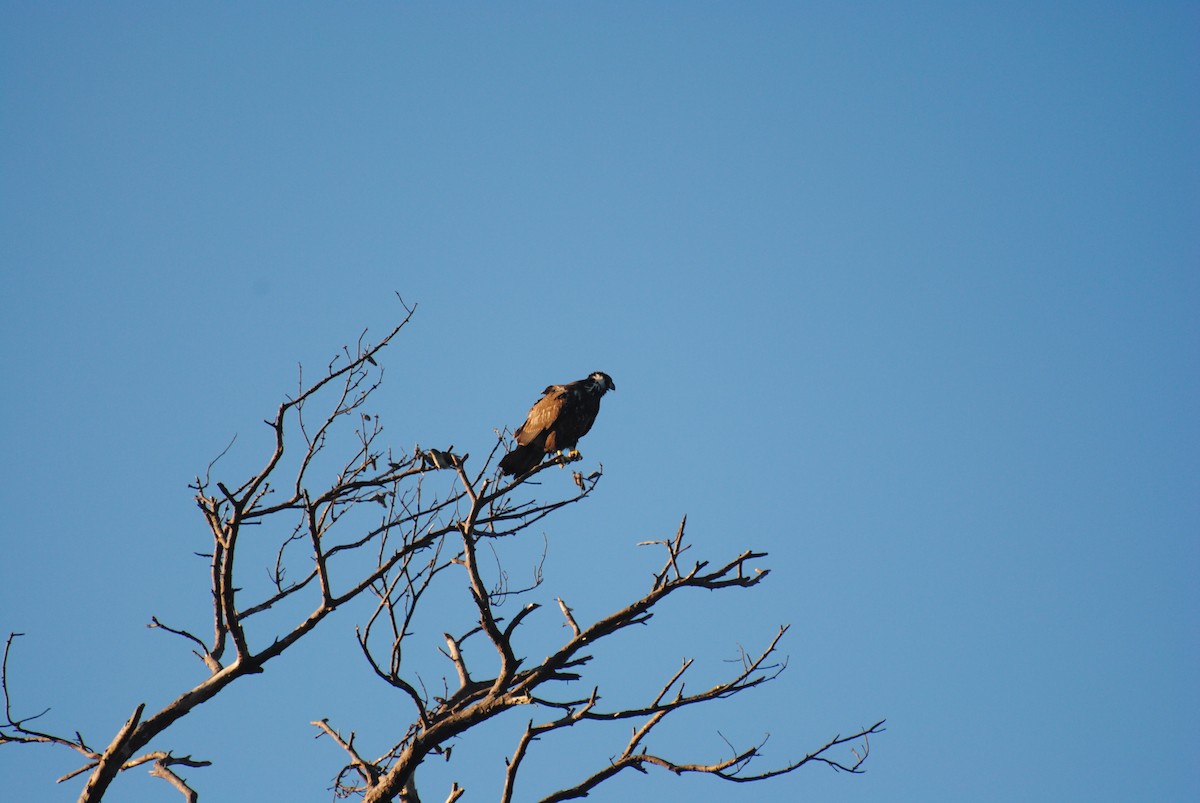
4 303 883 802
317 498 881 802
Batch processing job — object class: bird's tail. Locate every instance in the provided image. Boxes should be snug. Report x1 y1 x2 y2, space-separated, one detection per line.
499 443 543 476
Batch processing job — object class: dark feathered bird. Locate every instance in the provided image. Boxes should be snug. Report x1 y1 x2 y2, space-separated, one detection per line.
499 372 616 476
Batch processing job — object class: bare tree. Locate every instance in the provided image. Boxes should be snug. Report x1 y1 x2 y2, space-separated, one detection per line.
1 303 884 802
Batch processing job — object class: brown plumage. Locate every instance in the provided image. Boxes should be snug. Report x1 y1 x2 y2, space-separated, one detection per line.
499 372 616 476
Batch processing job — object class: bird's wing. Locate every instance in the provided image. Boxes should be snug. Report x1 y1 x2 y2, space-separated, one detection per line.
515 388 566 445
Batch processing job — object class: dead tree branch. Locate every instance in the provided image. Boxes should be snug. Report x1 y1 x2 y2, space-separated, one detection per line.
3 301 882 801
315 492 883 802
3 303 486 801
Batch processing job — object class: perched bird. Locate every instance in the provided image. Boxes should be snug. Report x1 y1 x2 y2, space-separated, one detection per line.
499 372 616 476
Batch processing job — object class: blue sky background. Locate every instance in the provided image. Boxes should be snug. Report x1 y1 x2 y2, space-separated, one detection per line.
2 4 1197 802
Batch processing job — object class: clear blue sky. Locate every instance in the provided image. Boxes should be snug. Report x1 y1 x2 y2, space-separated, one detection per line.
2 4 1197 802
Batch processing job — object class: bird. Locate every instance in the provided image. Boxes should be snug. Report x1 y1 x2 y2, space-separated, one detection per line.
499 372 616 476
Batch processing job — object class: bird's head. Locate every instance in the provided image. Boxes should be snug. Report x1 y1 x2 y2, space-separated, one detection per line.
589 372 616 394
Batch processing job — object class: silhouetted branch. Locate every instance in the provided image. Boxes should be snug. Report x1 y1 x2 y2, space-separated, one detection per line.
1 633 97 761
316 490 879 802
6 300 882 801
